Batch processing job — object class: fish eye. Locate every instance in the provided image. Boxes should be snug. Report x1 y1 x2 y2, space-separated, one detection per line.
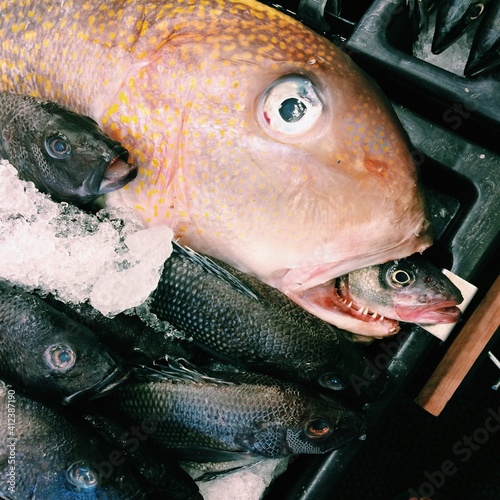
45 135 71 159
66 462 99 489
469 3 485 20
44 344 76 372
305 417 332 439
387 265 415 288
318 373 345 391
258 74 323 139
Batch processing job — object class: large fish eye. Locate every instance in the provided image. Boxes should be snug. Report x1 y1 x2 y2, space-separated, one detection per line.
258 74 323 139
304 417 332 439
66 462 99 489
45 135 72 159
318 372 345 391
44 344 76 372
386 263 415 288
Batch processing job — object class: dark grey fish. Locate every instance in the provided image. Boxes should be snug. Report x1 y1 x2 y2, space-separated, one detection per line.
465 0 500 76
80 411 203 499
0 281 127 404
112 362 367 461
148 243 388 402
0 92 136 203
0 381 145 500
432 0 491 54
42 295 200 366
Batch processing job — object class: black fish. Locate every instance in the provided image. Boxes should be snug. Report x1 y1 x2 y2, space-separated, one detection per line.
432 0 490 54
0 281 127 404
465 0 500 76
112 362 367 461
0 92 136 203
42 295 200 366
148 243 388 401
0 381 145 499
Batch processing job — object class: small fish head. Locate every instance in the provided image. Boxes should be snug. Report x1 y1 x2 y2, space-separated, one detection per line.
282 393 367 455
433 0 488 54
31 461 143 499
32 312 128 404
25 103 135 203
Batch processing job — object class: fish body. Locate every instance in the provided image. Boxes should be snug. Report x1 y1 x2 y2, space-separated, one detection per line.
113 365 367 460
149 244 387 401
0 282 127 404
432 0 490 53
0 0 432 315
465 0 500 76
0 381 145 499
0 92 135 203
290 255 463 337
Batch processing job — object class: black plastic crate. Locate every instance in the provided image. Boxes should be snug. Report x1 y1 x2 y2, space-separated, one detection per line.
259 1 500 498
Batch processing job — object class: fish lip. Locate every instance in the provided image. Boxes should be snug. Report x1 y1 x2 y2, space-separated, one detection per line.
97 149 137 194
81 147 136 198
395 301 462 324
62 365 130 405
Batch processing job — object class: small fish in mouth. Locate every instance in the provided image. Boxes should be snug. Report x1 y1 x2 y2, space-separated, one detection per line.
0 92 136 204
288 254 464 338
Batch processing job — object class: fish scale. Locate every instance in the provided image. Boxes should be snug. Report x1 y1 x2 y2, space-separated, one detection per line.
0 0 432 324
114 369 367 458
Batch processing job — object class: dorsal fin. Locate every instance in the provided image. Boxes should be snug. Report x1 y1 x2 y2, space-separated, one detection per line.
134 357 235 386
172 241 260 302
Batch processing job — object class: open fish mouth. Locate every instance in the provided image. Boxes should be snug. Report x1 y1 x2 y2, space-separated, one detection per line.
97 150 137 194
287 279 401 338
62 365 130 405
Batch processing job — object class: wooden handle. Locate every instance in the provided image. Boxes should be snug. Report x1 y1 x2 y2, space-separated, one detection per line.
416 274 500 416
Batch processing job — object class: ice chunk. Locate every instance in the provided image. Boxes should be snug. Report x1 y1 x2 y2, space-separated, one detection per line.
187 458 289 500
0 159 173 316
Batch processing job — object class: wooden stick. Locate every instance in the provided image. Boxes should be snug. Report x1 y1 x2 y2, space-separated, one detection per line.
416 274 500 416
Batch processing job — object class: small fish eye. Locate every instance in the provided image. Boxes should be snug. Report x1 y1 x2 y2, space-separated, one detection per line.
45 135 71 159
469 3 485 20
258 74 323 138
388 268 414 287
66 462 99 489
44 344 76 372
305 417 332 438
318 373 345 391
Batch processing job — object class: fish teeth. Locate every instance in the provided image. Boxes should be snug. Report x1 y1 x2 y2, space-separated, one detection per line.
347 301 352 308
371 312 378 319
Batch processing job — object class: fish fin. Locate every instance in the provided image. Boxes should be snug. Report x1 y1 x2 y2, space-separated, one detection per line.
174 447 254 463
172 241 260 302
190 458 266 482
134 358 235 386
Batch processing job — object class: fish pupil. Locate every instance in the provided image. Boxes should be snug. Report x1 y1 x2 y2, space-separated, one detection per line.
279 98 307 123
306 418 331 438
44 344 76 371
45 135 71 159
392 270 411 286
318 373 345 391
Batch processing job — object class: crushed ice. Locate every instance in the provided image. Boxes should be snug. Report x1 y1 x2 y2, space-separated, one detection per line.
0 159 173 316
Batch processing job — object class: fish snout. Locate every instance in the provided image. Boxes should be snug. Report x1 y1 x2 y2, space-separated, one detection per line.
98 146 137 194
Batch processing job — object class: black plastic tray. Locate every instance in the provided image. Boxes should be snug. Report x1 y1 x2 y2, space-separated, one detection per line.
265 102 500 499
344 0 500 144
260 1 500 497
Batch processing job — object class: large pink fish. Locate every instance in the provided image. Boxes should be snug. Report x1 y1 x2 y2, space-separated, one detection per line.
0 0 432 326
